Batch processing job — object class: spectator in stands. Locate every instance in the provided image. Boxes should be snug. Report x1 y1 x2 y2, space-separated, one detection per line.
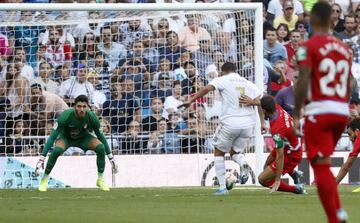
40 25 76 50
119 19 152 48
142 97 164 133
178 15 211 52
355 5 360 24
142 33 159 71
276 23 290 44
54 65 70 84
102 77 140 133
94 52 111 98
72 11 103 41
181 61 199 95
270 60 289 96
214 31 237 63
154 18 170 49
43 26 72 69
26 83 68 135
100 118 119 154
204 115 219 153
212 50 225 73
274 0 299 31
32 61 59 94
284 29 301 63
87 70 107 109
147 118 168 154
204 63 219 82
3 120 35 155
173 51 192 81
331 3 345 33
275 69 299 116
13 47 34 81
120 120 148 154
119 59 149 91
238 19 254 47
295 21 309 41
122 78 142 116
14 11 45 68
34 44 47 75
335 15 356 40
193 38 214 76
5 63 29 120
158 31 187 70
98 25 126 70
264 27 288 66
150 72 172 102
58 63 95 105
181 115 205 153
162 80 185 119
78 32 98 69
0 34 12 58
267 0 304 22
152 58 174 88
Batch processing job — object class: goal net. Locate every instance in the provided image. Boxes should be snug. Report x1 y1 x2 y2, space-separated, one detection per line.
0 3 263 189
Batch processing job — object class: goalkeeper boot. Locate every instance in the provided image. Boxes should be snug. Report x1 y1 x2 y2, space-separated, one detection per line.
214 188 229 196
291 170 303 185
295 184 307 194
352 186 360 192
239 163 250 184
96 178 110 191
38 177 49 192
337 208 348 223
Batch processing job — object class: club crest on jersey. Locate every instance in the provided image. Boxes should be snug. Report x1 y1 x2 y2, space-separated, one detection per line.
296 47 307 61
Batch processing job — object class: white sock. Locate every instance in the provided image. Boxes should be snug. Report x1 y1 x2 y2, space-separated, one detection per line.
232 153 247 167
214 156 226 190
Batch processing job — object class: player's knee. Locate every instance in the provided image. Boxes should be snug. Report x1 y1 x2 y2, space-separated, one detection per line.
94 144 105 156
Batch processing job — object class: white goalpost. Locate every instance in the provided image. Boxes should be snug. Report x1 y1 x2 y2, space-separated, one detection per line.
0 3 264 188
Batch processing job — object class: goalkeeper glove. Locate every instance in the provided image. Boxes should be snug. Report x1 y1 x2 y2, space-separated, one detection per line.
35 155 45 176
273 134 284 149
108 154 118 174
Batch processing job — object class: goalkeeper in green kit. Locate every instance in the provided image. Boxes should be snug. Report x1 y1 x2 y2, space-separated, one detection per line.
35 95 118 192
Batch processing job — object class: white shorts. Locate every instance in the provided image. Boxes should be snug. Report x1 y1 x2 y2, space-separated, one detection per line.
212 123 253 153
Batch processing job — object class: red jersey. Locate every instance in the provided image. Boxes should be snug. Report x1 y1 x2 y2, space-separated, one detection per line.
296 34 352 116
270 105 302 157
349 134 360 157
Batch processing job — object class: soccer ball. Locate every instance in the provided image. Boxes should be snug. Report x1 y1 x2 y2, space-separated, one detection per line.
225 172 237 190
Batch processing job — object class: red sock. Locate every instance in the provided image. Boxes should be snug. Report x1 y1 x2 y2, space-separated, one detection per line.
312 163 340 223
266 180 297 193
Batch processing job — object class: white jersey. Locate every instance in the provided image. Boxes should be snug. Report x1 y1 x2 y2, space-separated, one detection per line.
209 73 261 128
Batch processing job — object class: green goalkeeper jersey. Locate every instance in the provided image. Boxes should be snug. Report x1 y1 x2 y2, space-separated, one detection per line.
41 108 111 156
56 108 98 140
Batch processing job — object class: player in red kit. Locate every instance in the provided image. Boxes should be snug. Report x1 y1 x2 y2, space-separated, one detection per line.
293 2 350 222
258 96 304 194
336 118 360 190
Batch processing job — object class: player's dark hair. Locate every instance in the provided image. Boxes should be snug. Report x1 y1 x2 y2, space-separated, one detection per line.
221 62 237 73
311 1 332 27
74 95 89 105
260 95 276 113
349 118 360 131
30 83 43 91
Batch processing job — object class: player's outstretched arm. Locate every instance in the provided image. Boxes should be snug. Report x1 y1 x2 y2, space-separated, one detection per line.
178 85 215 109
336 156 356 183
35 128 60 176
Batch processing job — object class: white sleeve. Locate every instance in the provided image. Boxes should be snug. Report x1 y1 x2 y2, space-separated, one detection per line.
209 76 226 91
267 0 276 14
58 81 69 97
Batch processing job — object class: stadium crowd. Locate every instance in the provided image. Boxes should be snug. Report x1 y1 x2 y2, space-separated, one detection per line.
0 0 357 156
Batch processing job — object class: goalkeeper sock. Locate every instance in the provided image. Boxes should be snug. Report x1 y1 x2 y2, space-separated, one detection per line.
265 180 296 193
95 144 106 174
44 147 64 175
214 156 226 190
98 172 104 179
231 153 247 166
312 163 339 223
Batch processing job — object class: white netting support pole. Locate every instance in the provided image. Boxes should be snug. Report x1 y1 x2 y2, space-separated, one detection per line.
254 5 264 186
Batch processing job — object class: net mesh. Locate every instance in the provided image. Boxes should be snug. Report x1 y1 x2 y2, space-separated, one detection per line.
0 8 256 156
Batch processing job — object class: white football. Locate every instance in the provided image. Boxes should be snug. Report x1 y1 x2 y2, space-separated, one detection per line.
225 172 237 190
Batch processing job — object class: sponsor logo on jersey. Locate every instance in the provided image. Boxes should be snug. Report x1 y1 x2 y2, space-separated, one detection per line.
296 46 307 61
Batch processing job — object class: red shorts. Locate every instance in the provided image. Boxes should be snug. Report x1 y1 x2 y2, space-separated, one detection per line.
270 149 302 175
303 114 348 161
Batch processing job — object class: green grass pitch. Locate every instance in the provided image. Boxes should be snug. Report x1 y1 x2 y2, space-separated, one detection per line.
0 186 359 223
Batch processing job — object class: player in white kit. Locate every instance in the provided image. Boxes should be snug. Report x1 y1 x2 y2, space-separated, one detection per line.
179 62 263 195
